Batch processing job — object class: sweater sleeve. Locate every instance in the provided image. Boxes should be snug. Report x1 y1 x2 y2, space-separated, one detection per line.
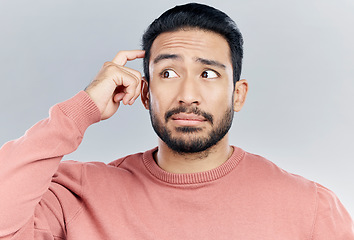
311 183 354 239
0 91 101 239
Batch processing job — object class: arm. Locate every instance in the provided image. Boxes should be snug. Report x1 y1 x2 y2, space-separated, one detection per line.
0 50 145 239
311 183 354 239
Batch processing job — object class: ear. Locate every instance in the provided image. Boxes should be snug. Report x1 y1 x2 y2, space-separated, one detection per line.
233 79 248 112
141 77 150 110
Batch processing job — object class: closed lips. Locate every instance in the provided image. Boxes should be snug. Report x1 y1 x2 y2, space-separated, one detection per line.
171 113 206 121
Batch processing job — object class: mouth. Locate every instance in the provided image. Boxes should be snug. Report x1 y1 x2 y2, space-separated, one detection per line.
170 113 207 126
165 106 214 126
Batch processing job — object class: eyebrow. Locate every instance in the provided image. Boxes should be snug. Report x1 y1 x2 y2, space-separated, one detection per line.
152 54 226 69
195 57 226 69
153 54 182 64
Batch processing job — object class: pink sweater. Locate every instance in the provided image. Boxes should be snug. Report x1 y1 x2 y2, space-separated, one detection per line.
0 91 353 240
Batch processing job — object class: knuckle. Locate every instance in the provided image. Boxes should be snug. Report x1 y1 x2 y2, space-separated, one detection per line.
116 50 126 57
136 72 142 80
131 72 142 83
131 77 139 85
103 61 113 67
117 50 127 55
104 63 121 72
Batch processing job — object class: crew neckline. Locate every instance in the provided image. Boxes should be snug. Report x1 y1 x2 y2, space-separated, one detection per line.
142 146 245 185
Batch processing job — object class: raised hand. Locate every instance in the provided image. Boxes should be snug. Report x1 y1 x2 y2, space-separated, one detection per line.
85 50 145 120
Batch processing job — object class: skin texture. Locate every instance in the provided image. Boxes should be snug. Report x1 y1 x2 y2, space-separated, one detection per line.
85 29 248 174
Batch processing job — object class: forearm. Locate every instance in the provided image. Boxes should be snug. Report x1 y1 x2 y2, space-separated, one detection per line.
0 91 100 237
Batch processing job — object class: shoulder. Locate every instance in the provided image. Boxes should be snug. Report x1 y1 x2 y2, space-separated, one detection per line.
311 183 354 238
56 149 148 173
240 149 354 234
241 150 316 190
108 151 145 168
236 150 318 214
47 152 147 206
53 149 151 186
54 151 145 181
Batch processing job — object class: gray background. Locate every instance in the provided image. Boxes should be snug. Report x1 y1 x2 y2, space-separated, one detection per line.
1 0 353 217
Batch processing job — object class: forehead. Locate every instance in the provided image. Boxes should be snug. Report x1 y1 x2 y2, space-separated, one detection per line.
149 29 231 66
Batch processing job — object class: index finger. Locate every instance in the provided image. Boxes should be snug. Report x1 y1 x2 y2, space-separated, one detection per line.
112 50 145 66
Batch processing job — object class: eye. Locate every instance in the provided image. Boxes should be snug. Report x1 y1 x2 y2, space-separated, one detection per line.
201 70 219 79
161 69 178 78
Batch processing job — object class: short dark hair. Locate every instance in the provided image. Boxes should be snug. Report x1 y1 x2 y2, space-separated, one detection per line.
142 3 243 84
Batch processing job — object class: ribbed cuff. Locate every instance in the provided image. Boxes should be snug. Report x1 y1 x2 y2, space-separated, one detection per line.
57 91 101 135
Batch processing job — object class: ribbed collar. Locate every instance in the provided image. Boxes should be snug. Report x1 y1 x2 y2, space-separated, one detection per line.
142 146 244 185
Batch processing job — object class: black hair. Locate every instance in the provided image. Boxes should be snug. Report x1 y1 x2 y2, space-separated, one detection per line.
142 3 243 84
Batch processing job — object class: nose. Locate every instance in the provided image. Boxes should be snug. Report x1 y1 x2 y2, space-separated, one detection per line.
177 76 201 105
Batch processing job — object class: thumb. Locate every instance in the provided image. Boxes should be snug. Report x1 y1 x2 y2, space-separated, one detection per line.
114 92 125 103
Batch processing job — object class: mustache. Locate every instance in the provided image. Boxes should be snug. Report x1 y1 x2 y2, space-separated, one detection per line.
165 106 214 124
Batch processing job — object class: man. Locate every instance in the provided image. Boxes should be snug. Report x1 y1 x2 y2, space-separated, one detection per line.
0 3 353 239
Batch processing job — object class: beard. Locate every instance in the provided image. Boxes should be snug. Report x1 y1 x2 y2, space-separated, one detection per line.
149 104 234 154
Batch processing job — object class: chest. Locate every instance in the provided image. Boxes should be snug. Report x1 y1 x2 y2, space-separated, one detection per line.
66 180 314 240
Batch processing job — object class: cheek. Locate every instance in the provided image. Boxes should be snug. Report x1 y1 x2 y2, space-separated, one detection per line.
149 86 172 116
203 84 233 107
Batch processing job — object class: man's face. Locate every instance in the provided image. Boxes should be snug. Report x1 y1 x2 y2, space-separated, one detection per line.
144 29 236 153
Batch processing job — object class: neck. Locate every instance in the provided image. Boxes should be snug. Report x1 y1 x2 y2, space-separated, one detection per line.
154 135 233 174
